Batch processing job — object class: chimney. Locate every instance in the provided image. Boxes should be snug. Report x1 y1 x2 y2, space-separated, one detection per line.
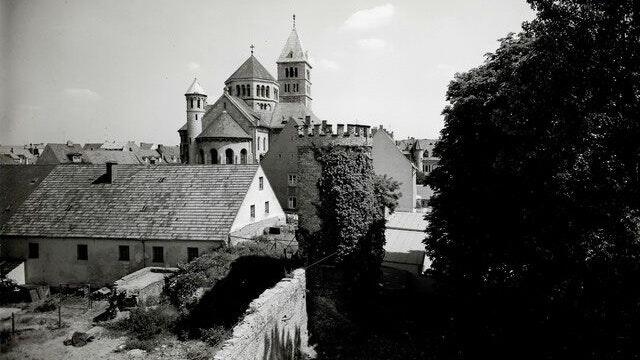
313 124 320 135
347 124 355 135
106 162 117 183
363 127 370 138
66 140 74 147
305 116 311 126
337 124 344 136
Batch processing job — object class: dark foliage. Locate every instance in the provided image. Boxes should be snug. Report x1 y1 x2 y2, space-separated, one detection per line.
426 0 640 358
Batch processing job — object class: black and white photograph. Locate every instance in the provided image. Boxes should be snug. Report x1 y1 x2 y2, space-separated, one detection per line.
0 0 639 359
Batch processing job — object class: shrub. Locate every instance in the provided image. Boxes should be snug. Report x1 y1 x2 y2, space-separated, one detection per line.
108 304 177 342
124 338 157 352
34 298 57 312
199 325 227 347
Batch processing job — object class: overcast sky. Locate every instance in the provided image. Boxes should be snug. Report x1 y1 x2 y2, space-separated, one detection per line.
0 0 535 146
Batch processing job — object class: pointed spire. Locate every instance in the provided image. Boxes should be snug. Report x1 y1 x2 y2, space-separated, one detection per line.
278 17 307 63
185 77 206 96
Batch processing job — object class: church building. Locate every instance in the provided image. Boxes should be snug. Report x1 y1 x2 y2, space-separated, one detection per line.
179 17 319 164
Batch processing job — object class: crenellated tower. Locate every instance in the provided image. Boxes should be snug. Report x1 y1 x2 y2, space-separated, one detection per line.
277 15 312 108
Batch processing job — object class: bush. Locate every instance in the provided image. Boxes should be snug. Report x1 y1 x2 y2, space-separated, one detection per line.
108 304 177 342
199 325 227 347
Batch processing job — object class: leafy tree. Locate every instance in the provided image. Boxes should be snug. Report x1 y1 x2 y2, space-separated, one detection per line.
426 0 640 357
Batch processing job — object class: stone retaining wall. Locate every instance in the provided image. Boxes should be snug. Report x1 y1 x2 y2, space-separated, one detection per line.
214 268 308 360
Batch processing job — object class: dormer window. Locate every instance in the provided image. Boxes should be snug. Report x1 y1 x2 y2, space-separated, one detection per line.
288 51 293 58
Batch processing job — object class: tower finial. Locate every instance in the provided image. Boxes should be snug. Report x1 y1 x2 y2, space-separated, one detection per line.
293 14 296 29
250 44 255 55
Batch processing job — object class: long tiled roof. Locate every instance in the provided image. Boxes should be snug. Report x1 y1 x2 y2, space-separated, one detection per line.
0 165 57 226
82 150 142 164
225 55 276 83
1 164 259 242
37 143 84 164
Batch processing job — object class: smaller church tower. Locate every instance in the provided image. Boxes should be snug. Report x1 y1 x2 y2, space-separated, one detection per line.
277 15 312 108
185 78 207 164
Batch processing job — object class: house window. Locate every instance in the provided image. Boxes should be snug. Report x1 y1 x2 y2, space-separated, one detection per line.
288 174 298 186
119 245 130 261
259 176 264 190
28 242 39 259
152 246 164 263
288 196 297 209
250 205 255 219
77 244 88 261
187 247 199 262
265 201 269 214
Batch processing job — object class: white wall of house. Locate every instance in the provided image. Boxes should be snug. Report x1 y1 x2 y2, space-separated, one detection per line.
230 166 286 233
372 130 417 212
1 237 224 286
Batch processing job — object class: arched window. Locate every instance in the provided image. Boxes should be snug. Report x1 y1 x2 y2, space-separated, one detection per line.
197 99 201 108
210 148 218 164
190 98 194 108
225 148 234 164
240 149 247 164
199 150 205 164
290 67 294 77
236 85 240 96
241 85 246 96
294 67 298 77
256 85 260 97
259 85 264 97
247 85 251 97
266 86 270 98
257 137 261 150
285 68 289 77
307 69 310 79
263 137 266 151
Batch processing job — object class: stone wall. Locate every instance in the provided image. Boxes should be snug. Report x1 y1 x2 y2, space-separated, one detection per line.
214 269 308 360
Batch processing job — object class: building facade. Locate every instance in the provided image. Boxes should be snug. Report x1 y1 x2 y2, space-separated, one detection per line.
0 164 285 285
179 19 320 165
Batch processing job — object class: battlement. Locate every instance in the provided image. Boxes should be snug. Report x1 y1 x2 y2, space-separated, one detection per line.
297 120 373 138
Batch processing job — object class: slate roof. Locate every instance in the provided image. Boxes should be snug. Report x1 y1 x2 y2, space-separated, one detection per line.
198 111 251 139
396 138 438 156
260 102 320 128
82 150 142 164
225 55 276 83
1 164 260 242
185 78 207 95
83 143 103 151
0 165 57 226
36 143 84 164
278 29 308 63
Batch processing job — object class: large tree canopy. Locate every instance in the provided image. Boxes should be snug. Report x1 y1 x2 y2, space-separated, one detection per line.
426 0 640 357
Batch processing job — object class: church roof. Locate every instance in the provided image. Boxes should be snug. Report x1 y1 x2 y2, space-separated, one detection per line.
185 78 207 96
260 102 320 128
278 28 308 63
225 55 276 83
197 111 252 139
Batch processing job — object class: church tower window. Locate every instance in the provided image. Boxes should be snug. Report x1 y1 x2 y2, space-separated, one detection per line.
236 85 240 96
240 149 247 164
197 99 201 108
225 149 234 164
285 68 289 77
266 86 270 98
294 67 298 77
210 149 218 164
190 99 194 108
256 85 260 97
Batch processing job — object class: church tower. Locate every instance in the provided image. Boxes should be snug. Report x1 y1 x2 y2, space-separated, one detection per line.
185 78 207 164
277 15 312 108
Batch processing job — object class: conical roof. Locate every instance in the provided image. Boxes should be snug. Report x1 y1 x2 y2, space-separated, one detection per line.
185 78 206 96
278 28 307 63
225 55 276 83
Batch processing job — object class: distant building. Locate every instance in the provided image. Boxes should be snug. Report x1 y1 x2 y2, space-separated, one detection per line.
0 145 37 165
396 138 439 175
36 142 84 164
0 164 285 285
157 145 181 164
371 126 418 212
178 18 320 165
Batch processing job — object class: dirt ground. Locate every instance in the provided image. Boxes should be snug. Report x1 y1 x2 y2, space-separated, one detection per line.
0 295 213 360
